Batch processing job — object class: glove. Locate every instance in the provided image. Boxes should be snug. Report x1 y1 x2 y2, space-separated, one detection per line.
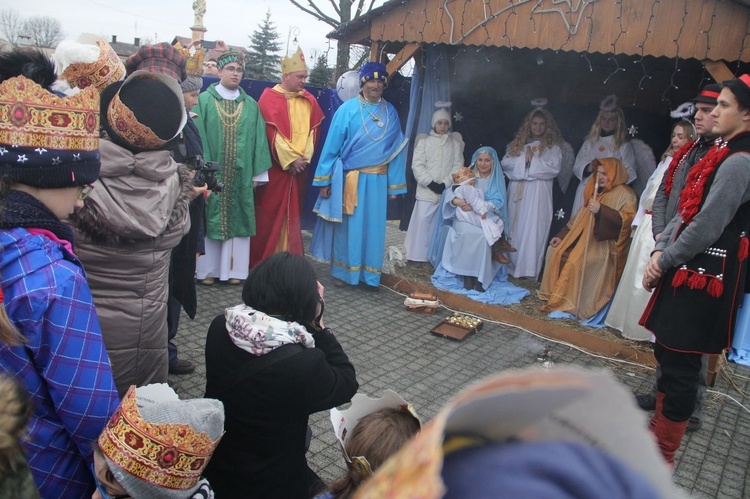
428 181 446 194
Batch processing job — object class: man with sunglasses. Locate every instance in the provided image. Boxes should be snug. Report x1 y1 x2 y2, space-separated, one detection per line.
195 50 271 286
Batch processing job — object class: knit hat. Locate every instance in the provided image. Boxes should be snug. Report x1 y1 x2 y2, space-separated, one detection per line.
281 46 307 75
180 76 203 93
692 83 721 105
98 385 224 499
452 167 474 186
431 102 452 129
723 75 750 109
359 62 388 88
54 39 126 92
0 76 100 188
100 70 186 153
125 43 187 83
216 51 245 70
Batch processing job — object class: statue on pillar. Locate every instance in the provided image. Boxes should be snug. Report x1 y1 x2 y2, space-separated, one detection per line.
192 0 206 27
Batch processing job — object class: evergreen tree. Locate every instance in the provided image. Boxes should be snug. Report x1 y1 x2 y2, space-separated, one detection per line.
246 10 282 81
308 54 332 88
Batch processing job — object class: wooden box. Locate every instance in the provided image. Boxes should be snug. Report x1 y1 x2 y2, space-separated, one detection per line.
430 317 483 341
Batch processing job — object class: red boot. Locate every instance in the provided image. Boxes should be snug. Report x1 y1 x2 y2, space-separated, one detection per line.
649 392 689 467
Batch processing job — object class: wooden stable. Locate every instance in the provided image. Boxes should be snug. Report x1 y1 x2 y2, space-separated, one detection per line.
332 0 750 104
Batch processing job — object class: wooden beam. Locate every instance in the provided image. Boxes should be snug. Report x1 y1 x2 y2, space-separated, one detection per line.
703 60 734 83
386 43 421 79
369 41 384 62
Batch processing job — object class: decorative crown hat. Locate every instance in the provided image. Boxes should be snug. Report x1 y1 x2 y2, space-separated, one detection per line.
359 62 388 88
99 385 224 498
216 50 244 70
0 76 100 188
55 39 126 92
173 42 205 78
101 70 186 153
452 166 474 185
281 46 307 75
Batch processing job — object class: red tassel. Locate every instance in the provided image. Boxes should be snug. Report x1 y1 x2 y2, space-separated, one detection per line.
707 278 724 297
688 272 707 290
672 268 689 288
739 237 749 262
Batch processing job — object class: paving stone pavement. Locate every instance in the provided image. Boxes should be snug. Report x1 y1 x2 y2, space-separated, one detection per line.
168 225 750 498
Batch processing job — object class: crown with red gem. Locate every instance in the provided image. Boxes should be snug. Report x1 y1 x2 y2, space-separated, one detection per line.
98 386 223 491
281 46 307 75
0 76 100 188
58 39 126 92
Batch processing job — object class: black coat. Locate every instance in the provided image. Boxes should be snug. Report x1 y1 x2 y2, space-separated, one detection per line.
203 314 358 498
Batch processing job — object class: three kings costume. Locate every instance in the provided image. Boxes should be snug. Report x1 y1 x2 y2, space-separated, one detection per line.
195 82 271 281
310 94 408 286
539 158 637 319
252 84 324 267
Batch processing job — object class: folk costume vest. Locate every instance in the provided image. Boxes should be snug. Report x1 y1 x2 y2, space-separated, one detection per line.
641 133 750 354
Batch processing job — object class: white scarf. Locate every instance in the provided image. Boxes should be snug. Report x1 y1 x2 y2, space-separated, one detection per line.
225 305 315 356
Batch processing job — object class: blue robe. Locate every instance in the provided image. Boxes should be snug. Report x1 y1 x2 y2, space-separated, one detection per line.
310 96 407 286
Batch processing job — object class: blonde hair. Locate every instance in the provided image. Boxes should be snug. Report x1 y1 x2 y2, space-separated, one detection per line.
586 106 628 151
507 108 564 157
661 119 698 161
0 375 33 479
328 407 421 499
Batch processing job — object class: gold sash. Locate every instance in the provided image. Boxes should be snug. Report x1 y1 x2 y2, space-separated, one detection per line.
343 164 387 215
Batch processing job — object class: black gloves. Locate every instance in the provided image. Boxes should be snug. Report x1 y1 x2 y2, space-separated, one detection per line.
428 181 446 194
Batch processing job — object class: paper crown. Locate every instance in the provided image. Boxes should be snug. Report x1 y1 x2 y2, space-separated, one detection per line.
216 50 244 70
58 39 125 92
452 167 474 185
281 46 307 75
98 385 223 491
174 42 205 78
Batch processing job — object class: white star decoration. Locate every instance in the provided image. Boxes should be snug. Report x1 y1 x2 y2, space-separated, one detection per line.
0 147 7 156
628 124 638 137
17 154 28 163
555 208 566 220
453 111 463 122
72 153 81 161
52 157 62 165
11 144 18 148
35 147 47 154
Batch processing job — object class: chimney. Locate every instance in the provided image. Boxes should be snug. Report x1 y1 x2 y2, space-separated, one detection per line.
111 35 117 43
134 37 140 46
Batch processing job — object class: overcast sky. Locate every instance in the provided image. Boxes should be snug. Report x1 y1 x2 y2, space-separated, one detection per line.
4 0 384 63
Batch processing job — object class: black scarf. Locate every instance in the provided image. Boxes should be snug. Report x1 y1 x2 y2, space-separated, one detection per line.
0 190 75 245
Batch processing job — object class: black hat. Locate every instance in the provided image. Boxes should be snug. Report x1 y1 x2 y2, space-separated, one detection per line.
100 71 186 153
722 75 750 109
692 83 721 105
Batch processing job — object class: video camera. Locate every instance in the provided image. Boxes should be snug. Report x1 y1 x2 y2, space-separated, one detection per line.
184 155 224 193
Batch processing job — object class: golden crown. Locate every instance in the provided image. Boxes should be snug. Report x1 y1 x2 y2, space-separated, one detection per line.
98 386 222 490
0 76 99 152
281 46 307 75
452 167 474 185
61 39 125 92
173 42 205 78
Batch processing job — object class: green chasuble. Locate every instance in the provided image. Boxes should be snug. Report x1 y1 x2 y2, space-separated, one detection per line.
196 83 272 240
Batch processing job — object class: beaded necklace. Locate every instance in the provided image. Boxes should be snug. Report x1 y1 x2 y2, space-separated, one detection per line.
664 140 698 198
359 97 389 141
677 137 728 226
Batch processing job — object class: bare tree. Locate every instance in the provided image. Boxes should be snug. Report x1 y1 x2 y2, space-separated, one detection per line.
0 9 24 46
288 0 378 78
24 16 64 48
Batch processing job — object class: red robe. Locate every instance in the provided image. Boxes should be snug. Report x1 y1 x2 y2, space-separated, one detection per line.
252 87 325 267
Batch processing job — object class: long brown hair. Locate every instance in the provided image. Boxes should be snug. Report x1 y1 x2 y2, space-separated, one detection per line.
328 408 421 499
586 106 628 151
507 108 564 157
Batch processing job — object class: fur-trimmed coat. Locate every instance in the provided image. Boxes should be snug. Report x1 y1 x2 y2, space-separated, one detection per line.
70 139 193 396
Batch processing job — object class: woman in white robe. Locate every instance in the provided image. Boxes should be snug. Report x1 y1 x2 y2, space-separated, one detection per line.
605 120 696 340
405 108 464 262
501 108 564 279
571 101 636 216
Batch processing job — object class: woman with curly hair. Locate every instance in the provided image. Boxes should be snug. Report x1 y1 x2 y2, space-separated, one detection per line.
571 98 637 216
501 108 564 279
